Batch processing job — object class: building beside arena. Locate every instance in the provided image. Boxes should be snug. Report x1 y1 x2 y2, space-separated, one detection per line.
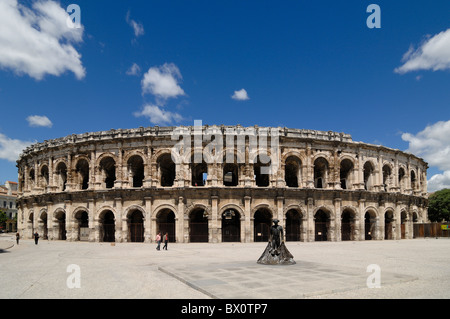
16 125 428 243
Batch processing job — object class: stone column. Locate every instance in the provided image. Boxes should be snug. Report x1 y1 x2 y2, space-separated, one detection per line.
211 195 219 243
334 198 342 241
244 196 252 242
177 196 185 243
144 196 152 243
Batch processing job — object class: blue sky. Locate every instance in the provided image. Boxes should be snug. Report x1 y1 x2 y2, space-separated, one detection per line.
0 0 449 191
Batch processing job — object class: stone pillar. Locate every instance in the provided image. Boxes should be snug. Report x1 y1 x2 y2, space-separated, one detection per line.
114 197 123 242
334 198 342 241
177 196 185 243
211 195 219 243
244 196 251 242
144 196 152 243
307 197 314 242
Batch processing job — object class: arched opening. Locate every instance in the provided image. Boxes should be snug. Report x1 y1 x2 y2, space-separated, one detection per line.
285 156 301 188
285 209 302 241
222 209 241 242
340 159 354 190
28 212 34 235
127 155 144 187
192 160 208 186
75 159 89 190
223 153 239 187
382 164 392 192
55 211 66 240
314 157 328 189
55 162 67 191
341 209 355 241
156 209 176 243
363 161 374 191
29 168 35 189
100 157 116 189
189 208 208 242
40 165 49 188
75 210 89 241
254 154 270 187
411 170 417 191
365 211 376 240
385 210 394 240
128 210 144 242
401 211 407 239
314 209 329 241
158 154 175 187
398 167 406 192
254 208 272 242
39 212 48 240
100 210 115 242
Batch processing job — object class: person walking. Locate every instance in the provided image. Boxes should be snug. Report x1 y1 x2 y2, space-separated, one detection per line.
34 232 39 245
16 232 20 245
155 232 161 250
163 232 169 250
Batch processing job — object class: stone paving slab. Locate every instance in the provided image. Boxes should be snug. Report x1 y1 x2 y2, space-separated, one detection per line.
159 260 417 299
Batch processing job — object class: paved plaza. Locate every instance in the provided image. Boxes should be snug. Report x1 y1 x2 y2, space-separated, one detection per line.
1 234 450 299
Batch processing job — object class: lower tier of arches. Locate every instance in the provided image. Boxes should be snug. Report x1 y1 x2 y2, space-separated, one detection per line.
17 189 428 243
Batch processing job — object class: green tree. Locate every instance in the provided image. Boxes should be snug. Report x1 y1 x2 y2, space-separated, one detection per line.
0 210 7 231
428 189 450 222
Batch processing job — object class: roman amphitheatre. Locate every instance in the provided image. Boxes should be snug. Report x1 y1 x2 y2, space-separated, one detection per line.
16 124 428 244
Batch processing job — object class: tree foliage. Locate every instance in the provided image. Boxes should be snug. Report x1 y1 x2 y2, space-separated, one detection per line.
428 189 450 222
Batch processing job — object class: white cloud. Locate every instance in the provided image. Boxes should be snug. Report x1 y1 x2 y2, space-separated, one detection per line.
134 104 183 125
141 63 185 99
231 88 250 101
26 115 53 128
427 171 450 193
0 0 85 80
126 63 141 76
402 120 450 192
126 11 144 38
0 133 33 162
395 28 450 74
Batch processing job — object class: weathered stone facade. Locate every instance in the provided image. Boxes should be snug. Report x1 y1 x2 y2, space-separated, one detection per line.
16 125 428 243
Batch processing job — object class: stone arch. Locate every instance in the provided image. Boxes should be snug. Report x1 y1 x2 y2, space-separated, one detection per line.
187 204 210 242
339 157 356 190
220 204 242 242
97 207 117 242
364 207 378 240
363 160 376 191
73 156 90 190
384 207 395 240
314 206 332 241
313 156 330 189
341 206 357 241
252 204 274 242
38 208 49 240
285 206 304 241
284 155 302 188
53 207 67 240
156 152 176 187
125 205 145 242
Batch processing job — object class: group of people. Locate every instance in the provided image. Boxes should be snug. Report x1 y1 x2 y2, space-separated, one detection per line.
155 232 169 250
15 231 170 249
15 232 40 245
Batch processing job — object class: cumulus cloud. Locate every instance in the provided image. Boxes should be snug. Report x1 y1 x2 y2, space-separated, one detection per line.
134 104 183 125
141 63 185 99
0 0 85 80
395 28 450 74
126 63 141 76
231 88 250 101
0 133 33 162
26 115 53 128
402 120 450 192
126 11 144 38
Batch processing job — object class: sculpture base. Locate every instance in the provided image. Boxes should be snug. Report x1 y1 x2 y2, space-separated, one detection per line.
257 242 296 265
